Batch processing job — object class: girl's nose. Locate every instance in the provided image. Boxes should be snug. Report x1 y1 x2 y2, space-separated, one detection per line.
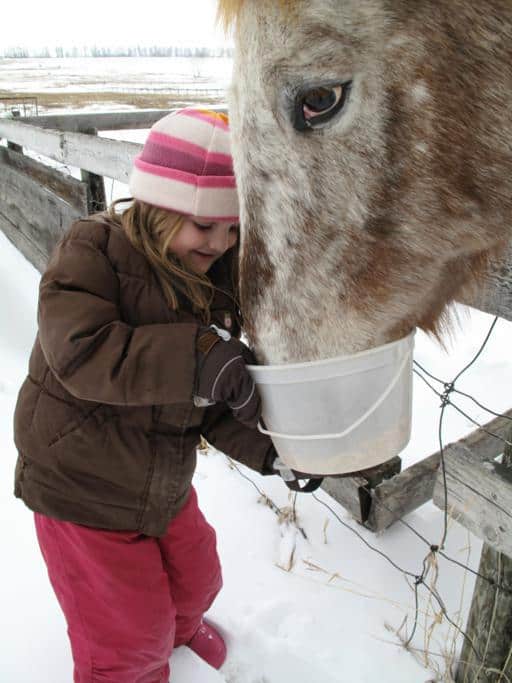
208 225 231 254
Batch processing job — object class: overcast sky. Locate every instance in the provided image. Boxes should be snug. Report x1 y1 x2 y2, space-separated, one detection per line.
1 0 231 50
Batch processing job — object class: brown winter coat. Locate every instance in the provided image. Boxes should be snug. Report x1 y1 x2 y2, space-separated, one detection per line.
13 218 275 537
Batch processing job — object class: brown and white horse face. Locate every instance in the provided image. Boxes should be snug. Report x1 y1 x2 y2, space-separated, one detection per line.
227 0 512 363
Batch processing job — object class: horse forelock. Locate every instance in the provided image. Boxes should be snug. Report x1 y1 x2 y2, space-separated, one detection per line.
217 0 295 29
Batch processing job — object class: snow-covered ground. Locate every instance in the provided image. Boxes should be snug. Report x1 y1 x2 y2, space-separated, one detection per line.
3 216 512 682
0 56 233 115
0 57 233 94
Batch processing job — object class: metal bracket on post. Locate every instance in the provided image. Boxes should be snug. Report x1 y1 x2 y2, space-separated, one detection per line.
321 456 402 528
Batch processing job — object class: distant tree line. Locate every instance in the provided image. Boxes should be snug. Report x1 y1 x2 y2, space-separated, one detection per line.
1 45 234 59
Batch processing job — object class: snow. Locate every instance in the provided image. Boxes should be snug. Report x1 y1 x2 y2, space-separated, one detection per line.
0 57 233 96
2 194 512 681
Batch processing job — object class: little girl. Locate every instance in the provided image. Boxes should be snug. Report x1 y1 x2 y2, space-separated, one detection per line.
13 108 279 682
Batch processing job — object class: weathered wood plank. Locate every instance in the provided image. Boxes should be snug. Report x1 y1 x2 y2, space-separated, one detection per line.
321 475 370 524
366 452 440 532
456 543 512 682
455 432 512 683
21 110 174 132
6 110 23 152
0 119 140 182
366 408 512 532
0 212 48 273
0 148 88 271
20 107 228 133
433 443 512 557
0 147 87 212
448 408 512 462
322 456 402 526
79 128 107 213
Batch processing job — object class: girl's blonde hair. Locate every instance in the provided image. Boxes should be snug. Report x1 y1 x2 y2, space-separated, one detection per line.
107 198 217 320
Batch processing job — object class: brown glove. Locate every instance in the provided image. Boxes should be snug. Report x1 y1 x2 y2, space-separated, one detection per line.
194 326 261 428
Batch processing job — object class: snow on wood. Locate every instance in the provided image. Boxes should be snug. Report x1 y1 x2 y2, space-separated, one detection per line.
0 118 140 181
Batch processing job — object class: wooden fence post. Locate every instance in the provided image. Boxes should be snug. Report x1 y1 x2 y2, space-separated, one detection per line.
456 431 512 683
7 111 23 154
80 128 107 213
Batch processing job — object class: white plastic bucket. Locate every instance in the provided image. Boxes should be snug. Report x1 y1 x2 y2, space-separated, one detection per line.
247 332 414 475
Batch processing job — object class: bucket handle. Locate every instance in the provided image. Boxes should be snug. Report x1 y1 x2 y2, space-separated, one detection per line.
257 350 412 441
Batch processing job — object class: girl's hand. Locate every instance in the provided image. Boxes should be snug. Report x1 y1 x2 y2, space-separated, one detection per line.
194 327 261 428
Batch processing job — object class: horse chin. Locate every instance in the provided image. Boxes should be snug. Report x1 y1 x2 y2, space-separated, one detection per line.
244 298 407 364
244 247 491 365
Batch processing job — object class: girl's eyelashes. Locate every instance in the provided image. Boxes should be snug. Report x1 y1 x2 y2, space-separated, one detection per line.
193 222 239 232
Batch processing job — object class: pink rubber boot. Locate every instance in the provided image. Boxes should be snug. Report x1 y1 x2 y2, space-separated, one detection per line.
187 620 227 669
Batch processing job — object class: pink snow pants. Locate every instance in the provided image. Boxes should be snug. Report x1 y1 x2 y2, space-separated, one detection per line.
34 487 222 683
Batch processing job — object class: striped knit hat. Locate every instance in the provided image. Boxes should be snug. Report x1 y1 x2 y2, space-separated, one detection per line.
129 108 238 221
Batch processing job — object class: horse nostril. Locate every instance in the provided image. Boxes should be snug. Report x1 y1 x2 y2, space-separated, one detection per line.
293 80 353 132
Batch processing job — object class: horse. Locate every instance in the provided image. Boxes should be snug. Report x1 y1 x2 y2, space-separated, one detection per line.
218 0 512 363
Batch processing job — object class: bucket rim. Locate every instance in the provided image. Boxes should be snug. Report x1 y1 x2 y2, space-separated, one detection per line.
247 329 415 373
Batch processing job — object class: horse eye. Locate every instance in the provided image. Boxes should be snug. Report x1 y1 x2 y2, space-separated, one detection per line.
293 81 352 132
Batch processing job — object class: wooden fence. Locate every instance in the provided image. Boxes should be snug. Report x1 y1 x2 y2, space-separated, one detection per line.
0 111 158 271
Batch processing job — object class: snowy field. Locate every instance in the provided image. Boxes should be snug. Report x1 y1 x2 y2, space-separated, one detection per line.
0 57 233 113
0 57 233 94
2 201 512 682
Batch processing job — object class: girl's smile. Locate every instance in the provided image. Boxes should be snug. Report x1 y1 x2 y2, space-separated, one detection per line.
169 217 239 274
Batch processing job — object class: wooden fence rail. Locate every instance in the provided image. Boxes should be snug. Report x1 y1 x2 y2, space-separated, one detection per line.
20 110 174 132
0 118 140 182
433 417 512 557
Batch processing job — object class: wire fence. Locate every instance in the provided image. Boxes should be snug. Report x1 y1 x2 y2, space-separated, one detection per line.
221 315 512 680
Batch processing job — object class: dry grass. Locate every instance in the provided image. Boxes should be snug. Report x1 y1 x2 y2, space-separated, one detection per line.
0 89 223 112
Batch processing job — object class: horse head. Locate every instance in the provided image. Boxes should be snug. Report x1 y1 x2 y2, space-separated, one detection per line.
220 0 512 363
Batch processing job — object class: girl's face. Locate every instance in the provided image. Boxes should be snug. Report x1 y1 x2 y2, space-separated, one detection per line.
168 216 239 274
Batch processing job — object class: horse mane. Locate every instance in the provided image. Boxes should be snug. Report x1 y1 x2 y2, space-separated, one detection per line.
217 0 294 30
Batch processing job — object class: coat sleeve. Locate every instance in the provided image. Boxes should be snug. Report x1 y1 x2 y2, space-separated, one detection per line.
38 231 198 406
201 404 276 476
